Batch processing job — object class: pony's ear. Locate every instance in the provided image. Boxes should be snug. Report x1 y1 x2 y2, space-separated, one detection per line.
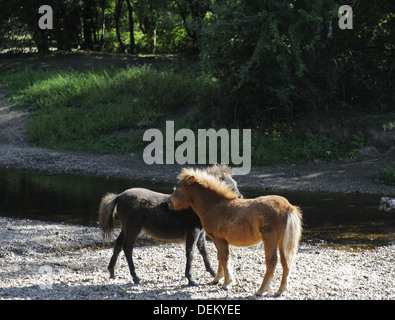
185 175 196 185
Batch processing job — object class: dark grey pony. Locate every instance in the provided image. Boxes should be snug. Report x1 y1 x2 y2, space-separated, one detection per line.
99 165 242 286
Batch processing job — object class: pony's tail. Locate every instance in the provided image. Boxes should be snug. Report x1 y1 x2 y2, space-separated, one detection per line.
98 193 119 241
282 206 302 267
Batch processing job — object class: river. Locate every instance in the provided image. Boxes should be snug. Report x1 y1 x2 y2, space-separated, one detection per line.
0 167 394 249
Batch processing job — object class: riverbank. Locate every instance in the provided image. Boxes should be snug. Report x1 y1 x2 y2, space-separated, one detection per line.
1 216 394 300
1 86 395 195
0 141 394 195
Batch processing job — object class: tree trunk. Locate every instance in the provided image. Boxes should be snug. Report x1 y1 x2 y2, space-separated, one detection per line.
82 0 94 50
99 2 106 50
152 28 156 54
33 29 50 54
115 0 126 52
125 0 135 54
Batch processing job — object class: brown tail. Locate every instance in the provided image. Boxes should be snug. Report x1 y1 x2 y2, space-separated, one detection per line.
98 193 119 241
282 206 302 267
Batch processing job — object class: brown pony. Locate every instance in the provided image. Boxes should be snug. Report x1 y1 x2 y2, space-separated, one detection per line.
167 167 302 296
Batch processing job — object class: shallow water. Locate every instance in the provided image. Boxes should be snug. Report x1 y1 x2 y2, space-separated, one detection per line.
0 167 394 249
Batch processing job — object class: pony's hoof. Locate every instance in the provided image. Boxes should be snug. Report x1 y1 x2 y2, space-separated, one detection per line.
222 282 232 290
208 269 216 277
108 268 115 279
188 280 198 286
275 284 287 297
211 276 222 285
255 289 268 297
133 277 141 284
275 286 287 297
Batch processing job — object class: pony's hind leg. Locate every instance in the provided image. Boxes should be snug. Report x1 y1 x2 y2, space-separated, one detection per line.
122 224 142 284
108 230 125 278
196 232 216 277
277 244 289 296
256 237 278 296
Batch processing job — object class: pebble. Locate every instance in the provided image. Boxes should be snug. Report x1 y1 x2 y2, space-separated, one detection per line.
0 217 394 300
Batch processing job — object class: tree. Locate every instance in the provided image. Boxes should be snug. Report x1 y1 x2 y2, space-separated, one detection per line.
125 0 135 54
114 0 126 52
134 0 160 53
52 0 81 50
82 0 96 50
175 0 211 52
331 1 395 111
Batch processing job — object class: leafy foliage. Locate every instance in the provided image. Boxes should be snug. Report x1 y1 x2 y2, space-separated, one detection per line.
200 0 394 126
377 165 395 186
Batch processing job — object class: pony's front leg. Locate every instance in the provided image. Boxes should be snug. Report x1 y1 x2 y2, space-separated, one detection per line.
213 238 233 289
196 232 216 277
185 229 199 286
212 261 224 284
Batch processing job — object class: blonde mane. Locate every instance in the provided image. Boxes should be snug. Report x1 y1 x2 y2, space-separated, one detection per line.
177 167 238 200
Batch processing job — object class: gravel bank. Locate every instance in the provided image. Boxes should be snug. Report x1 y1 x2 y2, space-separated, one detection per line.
1 217 394 300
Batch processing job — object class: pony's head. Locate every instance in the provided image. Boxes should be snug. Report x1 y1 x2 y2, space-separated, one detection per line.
167 167 239 211
206 164 243 198
167 173 195 211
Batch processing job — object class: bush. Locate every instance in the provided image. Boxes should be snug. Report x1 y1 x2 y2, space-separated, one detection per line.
377 165 395 186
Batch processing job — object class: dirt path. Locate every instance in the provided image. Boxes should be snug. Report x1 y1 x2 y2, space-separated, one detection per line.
0 89 29 146
0 88 394 195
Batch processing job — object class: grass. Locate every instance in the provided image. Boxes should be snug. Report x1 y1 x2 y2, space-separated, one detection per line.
0 64 209 153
